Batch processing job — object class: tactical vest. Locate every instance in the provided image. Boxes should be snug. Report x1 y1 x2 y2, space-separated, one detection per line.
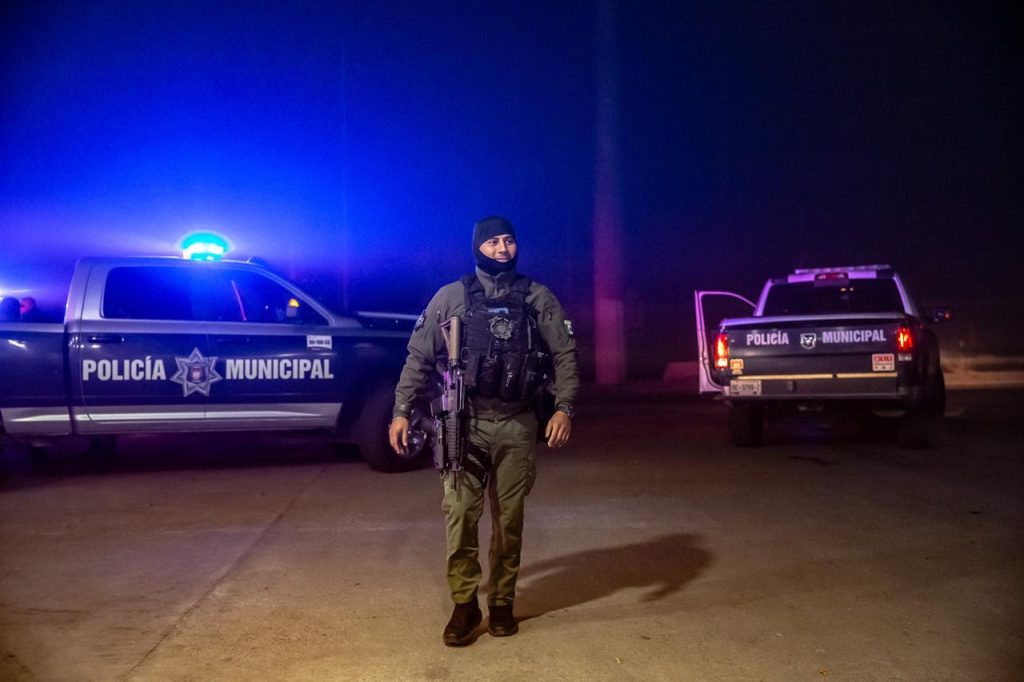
461 274 547 402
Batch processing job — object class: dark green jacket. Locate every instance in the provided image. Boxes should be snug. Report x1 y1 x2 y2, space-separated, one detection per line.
394 268 579 419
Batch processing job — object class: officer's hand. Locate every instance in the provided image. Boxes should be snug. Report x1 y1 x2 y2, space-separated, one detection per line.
545 411 572 448
389 417 410 455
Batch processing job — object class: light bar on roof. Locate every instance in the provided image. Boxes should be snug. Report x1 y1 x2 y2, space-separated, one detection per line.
180 232 231 261
792 265 891 274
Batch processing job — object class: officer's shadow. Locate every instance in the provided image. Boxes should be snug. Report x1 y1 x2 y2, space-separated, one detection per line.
514 533 711 620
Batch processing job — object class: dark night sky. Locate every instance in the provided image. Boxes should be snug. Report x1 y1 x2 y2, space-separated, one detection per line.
2 1 1020 368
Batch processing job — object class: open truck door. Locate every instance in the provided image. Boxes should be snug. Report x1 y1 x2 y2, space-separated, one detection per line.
694 290 755 395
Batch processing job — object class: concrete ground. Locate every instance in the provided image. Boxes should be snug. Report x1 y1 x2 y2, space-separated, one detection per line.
1 387 1021 681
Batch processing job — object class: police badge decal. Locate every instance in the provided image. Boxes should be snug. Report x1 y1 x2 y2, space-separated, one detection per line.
171 348 223 397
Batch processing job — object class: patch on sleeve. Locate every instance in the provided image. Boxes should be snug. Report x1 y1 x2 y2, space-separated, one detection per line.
563 319 575 337
414 310 427 331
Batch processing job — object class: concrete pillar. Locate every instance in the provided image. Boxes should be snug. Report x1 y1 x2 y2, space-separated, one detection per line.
593 0 626 385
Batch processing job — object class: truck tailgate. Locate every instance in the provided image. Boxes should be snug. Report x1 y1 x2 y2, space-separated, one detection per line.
723 317 906 398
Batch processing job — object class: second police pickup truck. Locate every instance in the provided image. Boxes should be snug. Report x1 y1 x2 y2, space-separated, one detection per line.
0 256 432 471
695 265 949 448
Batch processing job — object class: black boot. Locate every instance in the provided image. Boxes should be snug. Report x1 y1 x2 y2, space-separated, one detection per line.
488 603 518 636
443 598 482 647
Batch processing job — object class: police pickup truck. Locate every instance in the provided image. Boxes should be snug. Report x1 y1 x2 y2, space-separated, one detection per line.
695 265 949 448
0 257 431 471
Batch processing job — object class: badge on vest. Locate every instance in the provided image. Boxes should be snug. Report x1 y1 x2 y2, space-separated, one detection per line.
489 316 514 340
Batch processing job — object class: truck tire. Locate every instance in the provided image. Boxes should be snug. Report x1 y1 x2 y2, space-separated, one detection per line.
29 445 53 474
925 368 946 418
86 435 117 473
355 384 431 473
729 403 764 447
897 407 929 449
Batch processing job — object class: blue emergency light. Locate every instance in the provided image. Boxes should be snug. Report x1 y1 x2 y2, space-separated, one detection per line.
180 232 230 261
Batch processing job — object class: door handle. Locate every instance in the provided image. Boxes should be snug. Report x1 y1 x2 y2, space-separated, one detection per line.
86 334 123 344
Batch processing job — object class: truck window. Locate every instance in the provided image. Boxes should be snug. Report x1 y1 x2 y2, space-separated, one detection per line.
103 267 198 320
762 279 904 316
204 270 327 326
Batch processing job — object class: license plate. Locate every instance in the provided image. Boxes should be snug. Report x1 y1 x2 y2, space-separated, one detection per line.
872 353 895 371
730 379 762 396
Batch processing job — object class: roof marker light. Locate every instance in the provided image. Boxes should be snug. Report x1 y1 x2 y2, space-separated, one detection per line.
181 232 230 261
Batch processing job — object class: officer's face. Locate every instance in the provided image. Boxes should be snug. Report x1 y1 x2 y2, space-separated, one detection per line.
478 234 517 263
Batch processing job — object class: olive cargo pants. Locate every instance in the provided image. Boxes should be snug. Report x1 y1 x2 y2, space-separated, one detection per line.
442 411 538 606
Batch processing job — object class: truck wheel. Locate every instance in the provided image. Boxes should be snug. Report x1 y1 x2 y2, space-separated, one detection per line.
728 403 764 447
355 385 431 473
897 407 929 449
29 445 54 474
925 369 946 418
86 435 117 473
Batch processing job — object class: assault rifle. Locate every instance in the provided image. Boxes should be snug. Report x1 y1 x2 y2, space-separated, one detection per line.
432 316 466 490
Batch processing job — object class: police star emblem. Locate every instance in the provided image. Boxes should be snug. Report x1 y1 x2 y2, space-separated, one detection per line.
489 316 514 340
170 347 223 397
800 333 817 350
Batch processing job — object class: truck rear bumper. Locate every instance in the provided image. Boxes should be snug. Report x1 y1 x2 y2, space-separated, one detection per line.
723 374 920 405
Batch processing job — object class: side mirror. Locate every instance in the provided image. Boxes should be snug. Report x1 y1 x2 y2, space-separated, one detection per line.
929 306 952 323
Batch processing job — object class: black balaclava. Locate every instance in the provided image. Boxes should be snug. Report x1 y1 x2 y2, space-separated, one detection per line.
472 215 518 276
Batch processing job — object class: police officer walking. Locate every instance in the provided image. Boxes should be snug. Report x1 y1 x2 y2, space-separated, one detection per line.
389 216 579 646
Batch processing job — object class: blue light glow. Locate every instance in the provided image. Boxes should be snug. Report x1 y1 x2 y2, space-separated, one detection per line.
180 232 231 261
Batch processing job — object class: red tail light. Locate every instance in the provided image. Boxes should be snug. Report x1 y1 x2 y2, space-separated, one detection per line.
896 326 914 352
714 333 729 369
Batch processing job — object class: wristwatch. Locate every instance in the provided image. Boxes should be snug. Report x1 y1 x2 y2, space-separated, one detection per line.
555 402 575 418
